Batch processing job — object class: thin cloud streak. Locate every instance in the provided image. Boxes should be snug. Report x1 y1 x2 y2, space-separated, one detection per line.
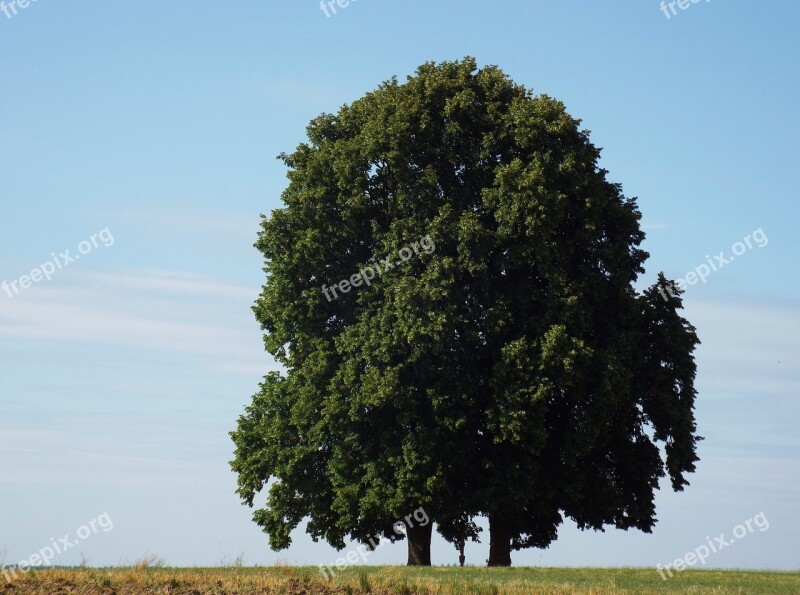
0 268 268 366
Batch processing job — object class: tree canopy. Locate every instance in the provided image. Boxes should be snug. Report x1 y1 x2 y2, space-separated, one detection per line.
230 57 700 566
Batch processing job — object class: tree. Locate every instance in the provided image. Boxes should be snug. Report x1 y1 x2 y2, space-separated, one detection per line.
230 57 700 567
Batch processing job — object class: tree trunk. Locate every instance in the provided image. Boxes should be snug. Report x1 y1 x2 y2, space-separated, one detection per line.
406 522 433 566
487 515 512 567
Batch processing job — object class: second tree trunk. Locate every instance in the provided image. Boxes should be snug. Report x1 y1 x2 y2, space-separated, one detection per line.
406 523 433 566
487 515 512 566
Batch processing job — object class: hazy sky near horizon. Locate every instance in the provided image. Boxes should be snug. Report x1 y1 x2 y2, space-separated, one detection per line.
1 0 798 571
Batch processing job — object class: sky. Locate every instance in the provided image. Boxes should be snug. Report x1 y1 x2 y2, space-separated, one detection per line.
1 0 798 573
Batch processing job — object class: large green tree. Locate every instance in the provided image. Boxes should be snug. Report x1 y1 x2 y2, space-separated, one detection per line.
231 57 700 567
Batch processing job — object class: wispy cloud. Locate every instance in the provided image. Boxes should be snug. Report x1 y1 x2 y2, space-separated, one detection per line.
0 268 270 373
687 297 799 400
641 219 670 231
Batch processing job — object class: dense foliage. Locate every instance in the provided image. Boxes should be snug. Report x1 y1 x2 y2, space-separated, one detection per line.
231 57 700 565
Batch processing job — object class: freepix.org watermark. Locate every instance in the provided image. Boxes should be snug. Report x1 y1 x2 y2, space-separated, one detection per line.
319 507 430 580
0 0 39 21
321 235 435 303
656 512 769 580
657 228 767 301
2 227 115 299
1 513 114 584
660 0 711 20
319 0 359 18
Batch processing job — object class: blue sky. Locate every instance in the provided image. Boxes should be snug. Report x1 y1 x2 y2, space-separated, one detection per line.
1 0 798 571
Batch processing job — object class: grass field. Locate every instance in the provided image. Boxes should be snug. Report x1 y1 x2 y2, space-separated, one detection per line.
2 566 799 594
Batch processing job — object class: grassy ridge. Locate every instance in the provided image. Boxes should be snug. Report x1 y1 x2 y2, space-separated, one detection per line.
2 566 799 594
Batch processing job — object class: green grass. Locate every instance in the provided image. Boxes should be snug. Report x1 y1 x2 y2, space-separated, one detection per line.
2 566 798 594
